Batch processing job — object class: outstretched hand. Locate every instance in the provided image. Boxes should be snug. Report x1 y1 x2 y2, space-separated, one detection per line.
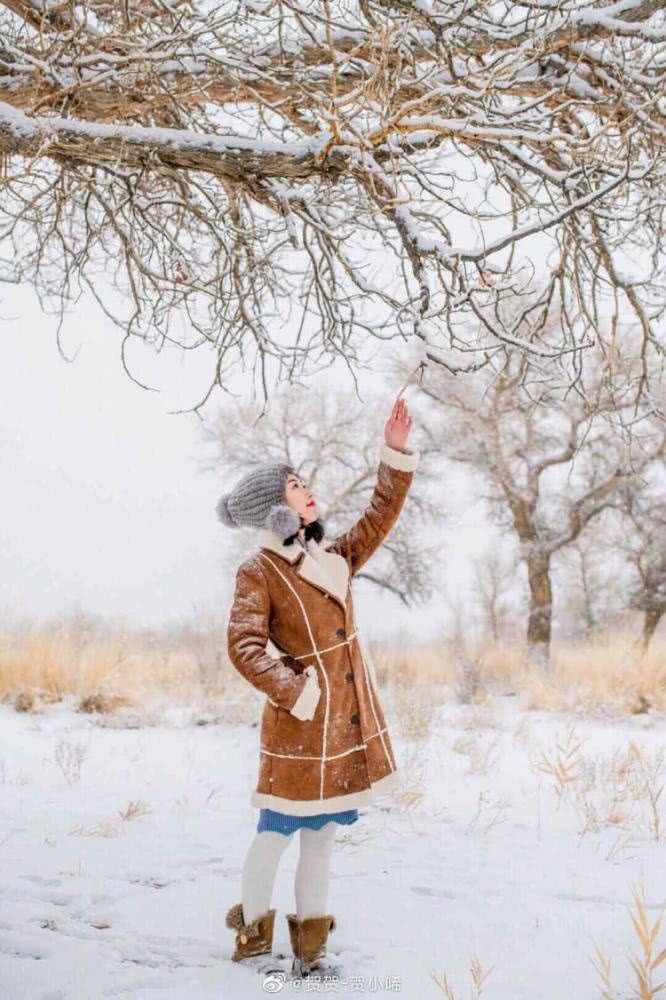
384 396 413 452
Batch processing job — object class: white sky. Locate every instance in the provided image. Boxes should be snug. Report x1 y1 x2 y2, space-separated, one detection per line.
0 284 495 645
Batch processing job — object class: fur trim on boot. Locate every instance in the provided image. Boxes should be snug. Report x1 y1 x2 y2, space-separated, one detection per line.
225 902 276 961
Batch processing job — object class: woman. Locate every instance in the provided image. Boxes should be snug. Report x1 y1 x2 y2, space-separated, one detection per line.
218 396 419 976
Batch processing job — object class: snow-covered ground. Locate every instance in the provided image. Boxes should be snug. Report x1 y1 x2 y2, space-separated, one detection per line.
1 695 664 999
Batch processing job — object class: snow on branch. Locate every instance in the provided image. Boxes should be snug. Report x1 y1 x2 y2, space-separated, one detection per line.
0 100 336 180
0 0 665 410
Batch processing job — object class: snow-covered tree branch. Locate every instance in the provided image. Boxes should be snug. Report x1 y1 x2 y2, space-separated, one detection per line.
1 0 665 409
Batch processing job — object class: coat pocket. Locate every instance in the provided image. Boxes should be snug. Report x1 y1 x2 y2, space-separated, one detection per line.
288 665 321 721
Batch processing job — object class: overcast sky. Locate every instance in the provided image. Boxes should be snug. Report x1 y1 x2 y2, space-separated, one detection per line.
0 284 497 645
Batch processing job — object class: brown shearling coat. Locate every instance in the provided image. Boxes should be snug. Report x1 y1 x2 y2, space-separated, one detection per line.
226 440 420 815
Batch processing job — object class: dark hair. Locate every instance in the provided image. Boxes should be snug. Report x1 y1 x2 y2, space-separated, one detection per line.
284 518 325 546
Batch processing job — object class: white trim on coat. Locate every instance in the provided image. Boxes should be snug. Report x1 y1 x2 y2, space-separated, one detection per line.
259 551 332 799
260 725 389 762
251 765 399 815
256 528 350 607
355 630 380 692
353 627 394 771
265 631 358 714
380 441 420 473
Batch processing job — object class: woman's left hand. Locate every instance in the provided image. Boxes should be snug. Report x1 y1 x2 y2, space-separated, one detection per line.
384 396 413 452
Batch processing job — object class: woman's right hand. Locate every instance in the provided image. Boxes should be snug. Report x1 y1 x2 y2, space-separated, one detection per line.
282 653 305 676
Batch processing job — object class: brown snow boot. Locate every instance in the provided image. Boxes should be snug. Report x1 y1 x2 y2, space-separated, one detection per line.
225 901 276 962
286 911 337 976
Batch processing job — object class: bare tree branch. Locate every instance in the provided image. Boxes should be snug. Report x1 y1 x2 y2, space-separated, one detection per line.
1 0 665 407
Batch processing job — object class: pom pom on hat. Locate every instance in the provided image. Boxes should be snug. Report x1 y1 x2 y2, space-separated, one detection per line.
216 493 238 528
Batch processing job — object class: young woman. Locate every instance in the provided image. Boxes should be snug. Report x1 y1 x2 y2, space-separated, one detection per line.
217 396 419 976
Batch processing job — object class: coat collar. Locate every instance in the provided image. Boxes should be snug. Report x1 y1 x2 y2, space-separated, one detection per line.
256 527 350 608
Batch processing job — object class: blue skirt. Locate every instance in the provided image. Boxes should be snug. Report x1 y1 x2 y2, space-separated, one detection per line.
257 807 359 837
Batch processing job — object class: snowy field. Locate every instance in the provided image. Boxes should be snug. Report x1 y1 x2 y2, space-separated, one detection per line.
1 694 664 999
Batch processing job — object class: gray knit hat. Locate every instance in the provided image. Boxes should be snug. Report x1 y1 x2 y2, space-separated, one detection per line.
216 462 304 541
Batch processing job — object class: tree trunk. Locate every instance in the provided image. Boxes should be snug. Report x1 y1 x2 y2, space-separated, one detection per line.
527 554 553 672
641 606 664 653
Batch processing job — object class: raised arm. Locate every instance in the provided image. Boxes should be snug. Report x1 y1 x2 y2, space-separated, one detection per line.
326 397 420 575
227 559 321 720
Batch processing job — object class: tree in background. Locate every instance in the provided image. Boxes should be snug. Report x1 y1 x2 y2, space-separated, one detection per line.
472 549 521 647
1 1 665 410
199 383 441 606
615 485 666 652
399 336 665 671
554 534 625 639
556 466 666 651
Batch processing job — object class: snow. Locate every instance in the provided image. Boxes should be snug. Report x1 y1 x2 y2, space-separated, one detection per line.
0 100 323 159
574 0 666 39
1 694 664 997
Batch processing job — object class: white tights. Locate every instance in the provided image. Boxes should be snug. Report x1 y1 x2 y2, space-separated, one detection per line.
241 824 337 923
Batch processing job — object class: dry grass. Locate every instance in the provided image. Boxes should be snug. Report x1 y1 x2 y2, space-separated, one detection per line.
520 630 666 717
452 732 501 775
373 635 522 699
465 790 511 835
386 673 441 742
0 627 201 705
69 799 151 839
332 825 376 852
53 737 88 785
1 615 665 722
429 885 665 999
380 628 666 719
592 883 666 999
431 956 494 998
531 724 665 841
118 799 152 822
454 702 501 731
387 740 428 823
0 615 259 724
78 692 131 714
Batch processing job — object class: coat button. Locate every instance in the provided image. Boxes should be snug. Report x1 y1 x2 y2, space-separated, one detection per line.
336 628 346 638
345 672 353 682
350 713 360 725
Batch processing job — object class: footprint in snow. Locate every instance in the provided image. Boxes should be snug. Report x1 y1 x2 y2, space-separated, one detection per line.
120 932 227 970
410 885 459 899
102 976 163 996
0 933 50 961
18 875 63 887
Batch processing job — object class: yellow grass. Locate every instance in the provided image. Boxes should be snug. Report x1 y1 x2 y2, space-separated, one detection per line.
1 617 664 720
378 628 666 718
592 882 666 999
521 631 666 717
0 616 258 723
430 884 665 998
431 956 494 998
530 723 665 842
